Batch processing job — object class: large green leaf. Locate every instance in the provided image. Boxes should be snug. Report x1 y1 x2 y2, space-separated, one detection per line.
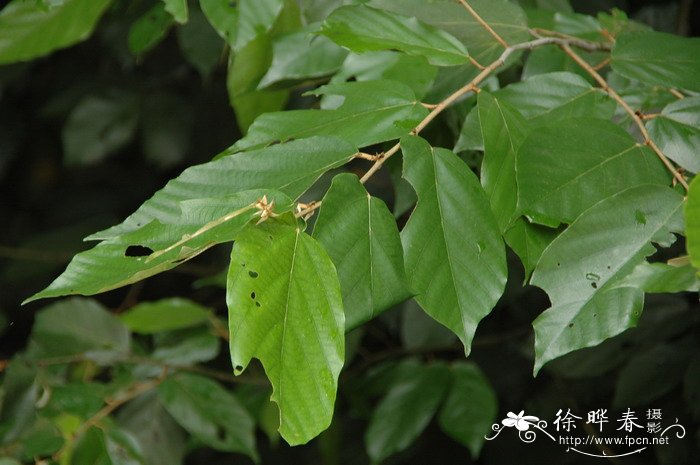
321 5 469 66
686 175 700 273
517 118 670 227
28 298 130 358
232 80 428 152
611 31 700 92
477 91 529 231
235 0 284 51
613 262 700 293
26 190 293 302
120 298 212 334
227 218 344 445
161 0 188 23
400 135 507 355
365 361 450 463
437 363 497 458
88 137 356 240
531 185 684 374
0 0 113 64
647 97 700 173
313 173 411 330
158 373 257 458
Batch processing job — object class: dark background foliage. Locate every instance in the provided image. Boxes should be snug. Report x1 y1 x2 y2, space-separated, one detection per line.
1 0 699 464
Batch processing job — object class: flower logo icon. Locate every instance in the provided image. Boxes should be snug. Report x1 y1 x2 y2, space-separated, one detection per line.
502 411 540 431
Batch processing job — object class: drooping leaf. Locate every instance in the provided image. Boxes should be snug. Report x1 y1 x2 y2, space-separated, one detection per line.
88 137 356 240
235 0 284 51
531 185 684 374
28 298 130 358
477 91 529 231
140 93 193 167
158 373 257 458
232 80 428 153
437 363 497 458
365 361 450 463
503 218 559 279
517 118 670 227
400 299 457 350
258 30 347 89
227 218 344 445
613 262 700 293
26 190 294 302
685 175 700 273
161 0 188 24
0 0 113 64
120 298 211 334
152 326 220 365
400 135 507 355
200 0 238 46
176 7 223 78
128 3 174 55
313 173 411 329
611 30 700 92
647 97 700 173
321 5 469 66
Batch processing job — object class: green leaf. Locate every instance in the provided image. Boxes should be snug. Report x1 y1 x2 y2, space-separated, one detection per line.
531 185 684 374
62 93 139 166
321 5 469 66
152 326 220 365
503 218 559 280
176 7 223 78
400 299 457 350
26 190 293 302
258 30 347 89
400 135 507 355
613 262 700 293
686 175 700 273
158 373 257 458
365 361 450 463
313 173 411 330
647 97 700 173
88 137 356 240
140 93 193 167
477 91 529 231
517 118 670 227
128 3 174 55
611 31 700 92
161 0 188 24
235 0 284 51
437 363 497 458
232 80 428 152
0 0 113 64
29 298 130 358
200 0 238 46
227 218 344 445
120 298 211 334
369 0 528 65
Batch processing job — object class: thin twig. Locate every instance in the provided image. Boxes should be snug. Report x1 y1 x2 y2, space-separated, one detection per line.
669 88 685 99
557 43 688 190
457 0 509 48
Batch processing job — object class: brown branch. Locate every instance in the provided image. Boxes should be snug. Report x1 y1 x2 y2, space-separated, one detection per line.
457 0 509 48
669 88 685 99
557 43 689 190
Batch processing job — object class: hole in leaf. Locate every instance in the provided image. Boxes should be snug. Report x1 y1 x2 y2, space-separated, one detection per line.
590 282 597 289
125 245 153 257
234 365 243 373
255 302 261 307
250 292 256 300
568 323 574 328
248 270 258 278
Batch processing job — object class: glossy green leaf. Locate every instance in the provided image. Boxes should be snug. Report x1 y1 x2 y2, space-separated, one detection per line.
232 80 427 152
26 190 294 302
227 218 344 445
0 0 112 64
365 361 450 463
128 3 174 55
200 0 238 46
686 175 700 273
161 0 188 24
258 30 347 89
517 118 670 226
120 298 211 334
29 298 130 358
321 5 469 66
477 91 529 231
235 0 284 51
437 363 497 458
531 185 684 374
89 137 356 240
158 373 257 458
612 31 700 92
313 173 411 330
400 135 507 355
647 97 700 173
613 262 700 293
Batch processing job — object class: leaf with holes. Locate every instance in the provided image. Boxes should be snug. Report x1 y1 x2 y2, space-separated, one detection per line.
227 217 344 445
313 173 411 330
531 185 684 374
400 135 507 355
